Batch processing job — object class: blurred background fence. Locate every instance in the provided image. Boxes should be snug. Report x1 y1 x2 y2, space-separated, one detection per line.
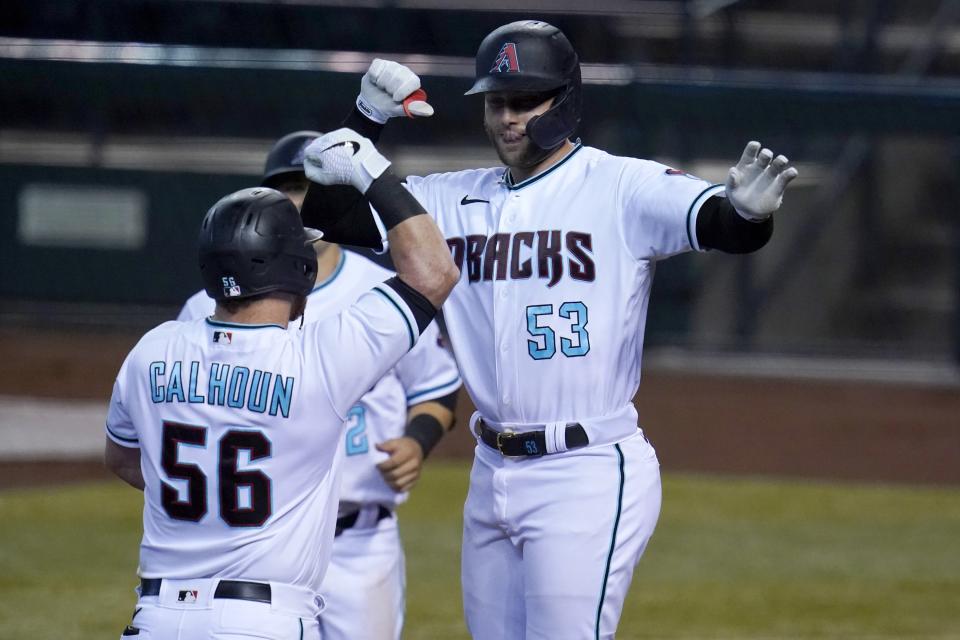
1 0 959 367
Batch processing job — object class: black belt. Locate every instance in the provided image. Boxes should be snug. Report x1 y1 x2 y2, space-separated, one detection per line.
335 504 392 536
140 578 271 604
476 419 588 457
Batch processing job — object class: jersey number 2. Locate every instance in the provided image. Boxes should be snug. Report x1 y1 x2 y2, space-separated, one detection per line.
526 302 590 360
344 405 369 456
161 421 272 527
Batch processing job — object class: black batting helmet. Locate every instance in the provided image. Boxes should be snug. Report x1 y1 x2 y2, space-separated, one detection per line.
198 187 319 302
261 130 321 188
465 20 581 150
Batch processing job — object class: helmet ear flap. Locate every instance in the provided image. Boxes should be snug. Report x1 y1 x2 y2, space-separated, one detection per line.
526 74 582 150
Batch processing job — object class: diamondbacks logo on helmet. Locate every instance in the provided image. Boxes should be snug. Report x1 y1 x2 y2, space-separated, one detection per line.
490 42 520 74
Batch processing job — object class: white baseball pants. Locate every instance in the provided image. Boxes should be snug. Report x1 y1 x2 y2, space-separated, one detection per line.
318 515 405 640
462 430 662 640
122 578 320 640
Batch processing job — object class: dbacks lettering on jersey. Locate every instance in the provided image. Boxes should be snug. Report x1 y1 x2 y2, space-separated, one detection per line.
446 230 594 288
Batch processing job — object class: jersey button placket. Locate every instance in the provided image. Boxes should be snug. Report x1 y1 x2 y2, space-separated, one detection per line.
497 191 520 410
495 284 512 407
494 191 514 409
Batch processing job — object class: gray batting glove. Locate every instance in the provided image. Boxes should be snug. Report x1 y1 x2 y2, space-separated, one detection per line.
356 58 435 124
303 128 391 194
725 141 799 221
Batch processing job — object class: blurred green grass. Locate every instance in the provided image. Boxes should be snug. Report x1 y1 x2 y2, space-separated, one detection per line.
1 462 959 639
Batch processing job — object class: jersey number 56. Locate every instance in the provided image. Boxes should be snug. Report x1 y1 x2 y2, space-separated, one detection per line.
160 421 271 527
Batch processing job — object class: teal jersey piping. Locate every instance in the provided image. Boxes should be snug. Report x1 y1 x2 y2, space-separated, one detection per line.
106 423 138 444
504 142 584 191
204 318 285 330
406 375 462 403
373 287 415 350
595 443 626 639
309 250 347 295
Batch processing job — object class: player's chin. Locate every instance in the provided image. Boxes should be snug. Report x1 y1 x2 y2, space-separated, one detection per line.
492 138 532 167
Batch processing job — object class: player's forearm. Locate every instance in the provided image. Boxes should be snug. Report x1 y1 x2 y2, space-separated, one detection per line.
372 172 459 308
388 216 459 308
297 102 385 248
696 195 773 254
104 440 145 491
405 401 455 457
300 185 381 248
343 106 385 143
408 400 456 431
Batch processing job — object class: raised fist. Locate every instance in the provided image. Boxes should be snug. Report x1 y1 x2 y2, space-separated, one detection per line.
356 58 434 123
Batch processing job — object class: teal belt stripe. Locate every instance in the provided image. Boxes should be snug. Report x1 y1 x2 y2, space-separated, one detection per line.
595 443 626 639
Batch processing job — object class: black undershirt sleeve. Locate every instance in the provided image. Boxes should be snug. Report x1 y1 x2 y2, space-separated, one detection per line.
430 389 460 413
300 184 382 248
695 195 774 254
299 108 386 248
342 106 385 143
384 276 438 335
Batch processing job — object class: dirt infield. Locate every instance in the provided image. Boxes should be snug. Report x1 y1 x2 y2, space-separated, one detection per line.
2 328 957 486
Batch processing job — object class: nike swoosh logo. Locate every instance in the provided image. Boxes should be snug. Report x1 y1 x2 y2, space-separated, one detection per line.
460 196 490 205
322 141 360 155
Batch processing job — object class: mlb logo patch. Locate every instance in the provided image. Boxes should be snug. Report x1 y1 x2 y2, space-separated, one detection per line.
213 331 233 345
221 276 241 297
490 42 520 74
177 589 199 603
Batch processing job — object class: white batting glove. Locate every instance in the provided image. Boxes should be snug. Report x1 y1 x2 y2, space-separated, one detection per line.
356 58 435 124
725 141 799 221
303 128 391 194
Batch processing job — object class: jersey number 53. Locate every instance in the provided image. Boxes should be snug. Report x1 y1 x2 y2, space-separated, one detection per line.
525 302 590 360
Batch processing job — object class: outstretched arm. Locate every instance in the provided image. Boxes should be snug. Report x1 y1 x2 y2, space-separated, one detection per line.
697 141 798 253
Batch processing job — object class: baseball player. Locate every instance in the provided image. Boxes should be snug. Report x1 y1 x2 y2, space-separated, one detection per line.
301 22 799 640
178 127 462 640
104 134 459 639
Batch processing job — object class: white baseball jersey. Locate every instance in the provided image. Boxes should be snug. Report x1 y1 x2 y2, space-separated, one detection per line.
404 142 722 440
400 142 722 638
105 282 421 599
178 250 461 508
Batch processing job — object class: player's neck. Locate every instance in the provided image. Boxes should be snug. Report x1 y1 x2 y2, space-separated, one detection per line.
509 139 576 184
212 297 292 328
314 243 343 284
